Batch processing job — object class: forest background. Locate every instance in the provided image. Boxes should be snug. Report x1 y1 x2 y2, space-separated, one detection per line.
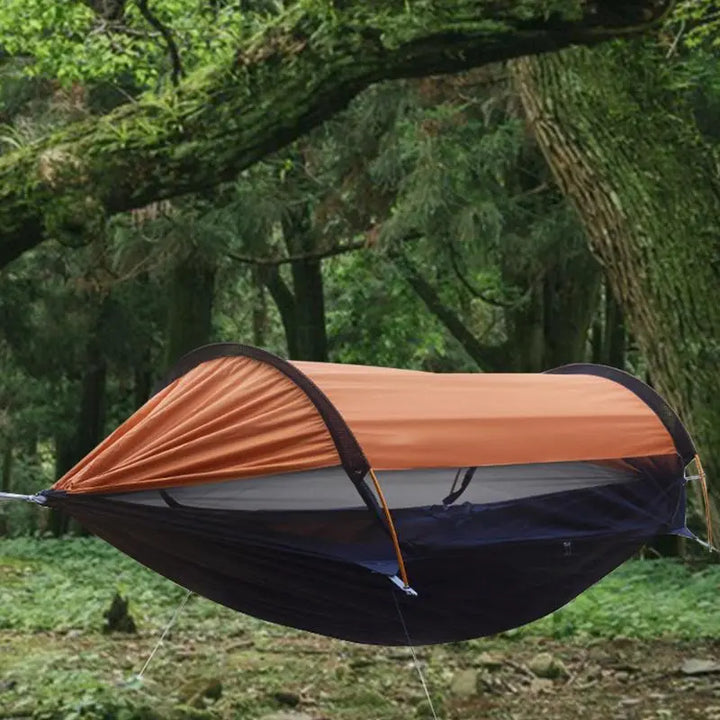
2 3 720 720
1 0 718 540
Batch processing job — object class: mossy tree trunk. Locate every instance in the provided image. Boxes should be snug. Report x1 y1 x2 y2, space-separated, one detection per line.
511 45 720 513
0 1 672 269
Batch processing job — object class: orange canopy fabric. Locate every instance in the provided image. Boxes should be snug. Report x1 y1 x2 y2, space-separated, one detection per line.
55 356 339 494
295 362 677 470
54 351 679 495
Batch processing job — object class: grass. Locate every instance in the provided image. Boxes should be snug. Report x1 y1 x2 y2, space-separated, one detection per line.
1 537 719 719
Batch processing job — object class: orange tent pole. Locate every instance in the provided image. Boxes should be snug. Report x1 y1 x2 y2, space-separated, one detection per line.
368 468 411 591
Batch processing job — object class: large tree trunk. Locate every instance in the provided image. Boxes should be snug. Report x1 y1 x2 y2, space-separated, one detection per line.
511 45 720 515
0 2 672 268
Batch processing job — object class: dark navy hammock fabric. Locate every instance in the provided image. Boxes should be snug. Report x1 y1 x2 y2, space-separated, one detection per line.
43 461 686 646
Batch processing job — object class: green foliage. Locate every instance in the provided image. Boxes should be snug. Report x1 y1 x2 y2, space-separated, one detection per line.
511 557 720 640
0 0 259 88
673 1 720 51
325 250 462 369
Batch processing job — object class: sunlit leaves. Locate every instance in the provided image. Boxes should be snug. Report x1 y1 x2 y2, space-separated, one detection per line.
0 0 259 88
673 1 720 50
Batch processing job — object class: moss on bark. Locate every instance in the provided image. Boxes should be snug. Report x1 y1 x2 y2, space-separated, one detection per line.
0 0 671 268
512 43 720 517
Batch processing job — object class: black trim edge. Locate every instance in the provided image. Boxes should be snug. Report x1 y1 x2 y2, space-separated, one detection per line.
545 363 696 464
154 343 371 484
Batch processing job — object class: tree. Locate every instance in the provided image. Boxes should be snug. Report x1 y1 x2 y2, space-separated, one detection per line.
0 1 673 269
510 41 720 512
365 70 601 372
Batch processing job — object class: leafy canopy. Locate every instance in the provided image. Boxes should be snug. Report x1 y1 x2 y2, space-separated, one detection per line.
0 0 267 87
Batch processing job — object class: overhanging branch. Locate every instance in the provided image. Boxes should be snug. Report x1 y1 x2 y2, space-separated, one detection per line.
0 0 674 269
228 240 368 266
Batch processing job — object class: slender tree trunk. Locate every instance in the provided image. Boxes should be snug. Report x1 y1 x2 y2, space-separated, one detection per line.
133 352 153 408
290 258 328 361
511 45 720 516
50 434 74 536
1 443 11 493
251 266 268 347
601 284 626 368
261 265 300 358
501 241 601 371
504 282 546 372
0 442 10 535
592 282 627 367
542 256 602 368
76 339 107 464
282 209 328 361
164 254 215 370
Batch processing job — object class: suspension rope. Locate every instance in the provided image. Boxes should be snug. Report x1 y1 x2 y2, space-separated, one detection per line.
0 492 46 504
136 589 192 680
391 591 439 720
368 468 410 590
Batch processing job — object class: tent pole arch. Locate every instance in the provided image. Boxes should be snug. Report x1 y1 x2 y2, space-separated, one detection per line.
545 363 696 464
154 342 372 482
156 343 411 579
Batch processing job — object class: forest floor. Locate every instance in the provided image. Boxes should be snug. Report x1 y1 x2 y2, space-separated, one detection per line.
4 629 720 719
2 538 720 720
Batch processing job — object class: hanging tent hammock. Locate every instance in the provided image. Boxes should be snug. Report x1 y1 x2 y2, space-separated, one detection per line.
29 343 698 645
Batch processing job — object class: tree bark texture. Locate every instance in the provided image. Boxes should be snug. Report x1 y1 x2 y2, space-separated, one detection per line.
0 1 672 268
511 45 720 502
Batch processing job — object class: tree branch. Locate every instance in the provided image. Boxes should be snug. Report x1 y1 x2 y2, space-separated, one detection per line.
258 264 298 358
447 240 512 308
0 0 673 269
391 249 508 371
135 0 184 86
227 240 368 266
